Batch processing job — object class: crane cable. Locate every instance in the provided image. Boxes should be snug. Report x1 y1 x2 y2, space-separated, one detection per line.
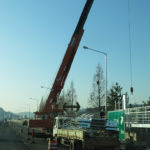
128 0 133 94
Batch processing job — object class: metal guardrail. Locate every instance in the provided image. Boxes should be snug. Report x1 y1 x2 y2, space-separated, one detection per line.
125 106 150 124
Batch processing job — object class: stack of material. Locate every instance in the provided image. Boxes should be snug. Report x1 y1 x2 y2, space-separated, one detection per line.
77 113 94 120
106 121 118 131
59 114 118 131
77 119 91 128
77 118 118 131
77 118 107 129
90 118 107 129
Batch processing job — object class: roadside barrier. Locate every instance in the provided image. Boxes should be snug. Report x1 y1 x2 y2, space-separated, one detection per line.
31 129 35 143
32 129 34 137
9 121 30 141
21 128 23 133
41 128 43 133
120 142 126 150
48 138 57 150
19 128 23 136
28 127 29 135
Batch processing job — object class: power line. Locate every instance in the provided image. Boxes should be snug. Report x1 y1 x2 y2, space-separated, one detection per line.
128 0 133 94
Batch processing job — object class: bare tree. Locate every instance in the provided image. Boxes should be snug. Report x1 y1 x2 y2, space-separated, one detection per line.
65 81 77 105
39 96 46 112
70 81 77 106
57 89 66 108
38 81 78 112
58 81 77 108
88 64 105 109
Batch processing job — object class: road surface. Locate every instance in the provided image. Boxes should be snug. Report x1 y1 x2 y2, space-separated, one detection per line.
0 124 29 150
0 123 68 150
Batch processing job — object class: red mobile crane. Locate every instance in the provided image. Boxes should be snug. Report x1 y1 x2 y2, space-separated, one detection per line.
29 0 94 130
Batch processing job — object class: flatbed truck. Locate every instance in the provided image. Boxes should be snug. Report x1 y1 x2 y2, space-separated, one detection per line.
53 117 119 150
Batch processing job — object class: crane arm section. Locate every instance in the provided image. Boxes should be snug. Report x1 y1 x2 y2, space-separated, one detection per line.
29 0 94 128
43 0 94 113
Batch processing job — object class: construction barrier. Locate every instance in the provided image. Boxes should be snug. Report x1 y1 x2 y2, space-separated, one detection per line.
31 129 35 143
32 129 34 137
48 138 57 150
41 128 43 133
21 128 23 133
28 127 29 135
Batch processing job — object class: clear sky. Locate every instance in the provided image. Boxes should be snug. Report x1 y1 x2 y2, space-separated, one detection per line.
0 0 150 113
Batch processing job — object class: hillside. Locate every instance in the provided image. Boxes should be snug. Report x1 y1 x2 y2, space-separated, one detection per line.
0 107 15 120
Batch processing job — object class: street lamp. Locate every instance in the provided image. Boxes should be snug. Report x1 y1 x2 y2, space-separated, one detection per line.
29 97 39 111
83 46 107 112
41 86 51 90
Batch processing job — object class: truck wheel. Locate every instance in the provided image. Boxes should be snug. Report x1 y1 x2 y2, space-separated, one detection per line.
70 140 74 150
54 136 60 147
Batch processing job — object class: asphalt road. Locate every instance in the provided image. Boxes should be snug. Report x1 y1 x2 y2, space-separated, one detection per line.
0 122 120 150
0 124 29 150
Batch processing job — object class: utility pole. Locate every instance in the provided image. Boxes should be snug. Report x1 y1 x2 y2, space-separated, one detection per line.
97 80 101 109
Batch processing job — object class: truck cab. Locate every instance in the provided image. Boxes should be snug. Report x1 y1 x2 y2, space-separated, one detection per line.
53 116 70 137
53 116 76 136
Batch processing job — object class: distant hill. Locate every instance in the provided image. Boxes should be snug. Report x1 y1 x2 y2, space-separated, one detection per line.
0 107 35 120
15 112 34 118
0 107 15 120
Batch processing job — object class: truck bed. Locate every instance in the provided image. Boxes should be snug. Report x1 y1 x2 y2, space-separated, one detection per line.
57 129 84 141
56 128 119 148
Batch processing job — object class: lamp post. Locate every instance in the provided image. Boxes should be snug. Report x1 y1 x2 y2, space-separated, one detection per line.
83 46 107 112
29 97 39 111
41 86 51 90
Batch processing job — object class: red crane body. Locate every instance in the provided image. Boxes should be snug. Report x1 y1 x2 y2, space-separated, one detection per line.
29 0 94 129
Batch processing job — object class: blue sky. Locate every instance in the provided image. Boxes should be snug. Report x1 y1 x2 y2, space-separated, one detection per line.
0 0 150 113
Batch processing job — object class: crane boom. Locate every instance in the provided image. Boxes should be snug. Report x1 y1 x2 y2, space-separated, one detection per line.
43 0 94 112
29 0 94 129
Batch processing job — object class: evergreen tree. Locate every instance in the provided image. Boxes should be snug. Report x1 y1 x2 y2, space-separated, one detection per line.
147 97 150 106
107 82 123 111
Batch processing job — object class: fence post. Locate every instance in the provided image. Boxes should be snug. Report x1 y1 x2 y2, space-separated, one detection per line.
145 106 147 123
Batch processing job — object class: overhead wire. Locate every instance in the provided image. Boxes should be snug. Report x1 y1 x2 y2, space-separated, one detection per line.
128 0 133 94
